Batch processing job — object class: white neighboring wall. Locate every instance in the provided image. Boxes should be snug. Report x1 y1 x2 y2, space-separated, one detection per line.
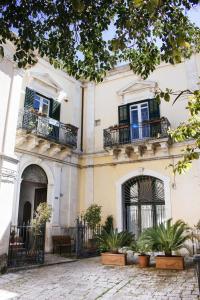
0 43 82 257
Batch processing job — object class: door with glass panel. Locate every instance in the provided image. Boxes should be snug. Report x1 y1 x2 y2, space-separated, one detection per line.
33 94 51 136
122 176 165 238
130 102 150 140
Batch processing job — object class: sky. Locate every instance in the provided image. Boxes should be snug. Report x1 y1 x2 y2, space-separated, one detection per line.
187 5 200 27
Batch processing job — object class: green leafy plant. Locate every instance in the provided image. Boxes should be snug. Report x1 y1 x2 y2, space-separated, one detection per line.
31 202 52 235
195 219 200 230
84 204 101 231
102 215 114 233
1 1 199 81
135 238 151 255
139 219 191 256
156 89 200 174
30 202 52 253
97 229 135 253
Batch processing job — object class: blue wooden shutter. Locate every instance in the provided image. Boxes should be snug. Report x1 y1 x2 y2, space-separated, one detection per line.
148 99 161 137
118 105 130 144
118 105 130 125
24 87 35 109
49 99 61 121
49 99 61 141
148 99 160 120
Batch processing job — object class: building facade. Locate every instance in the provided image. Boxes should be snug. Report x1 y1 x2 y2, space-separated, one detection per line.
0 41 200 267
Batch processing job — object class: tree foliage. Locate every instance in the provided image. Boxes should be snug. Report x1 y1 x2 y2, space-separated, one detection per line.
84 204 102 230
156 89 200 174
0 0 200 81
1 0 200 173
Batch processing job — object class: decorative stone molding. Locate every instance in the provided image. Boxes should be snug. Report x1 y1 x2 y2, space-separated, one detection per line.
0 167 17 183
106 137 170 162
117 80 158 104
15 129 74 159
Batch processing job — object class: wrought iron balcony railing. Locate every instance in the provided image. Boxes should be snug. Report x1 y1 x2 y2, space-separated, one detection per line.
103 118 170 148
17 109 78 148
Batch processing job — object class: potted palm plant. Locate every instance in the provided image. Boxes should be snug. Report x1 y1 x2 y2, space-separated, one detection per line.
97 229 134 266
136 239 151 268
140 219 191 270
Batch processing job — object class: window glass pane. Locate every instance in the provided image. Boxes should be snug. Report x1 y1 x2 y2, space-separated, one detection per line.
127 206 138 237
141 106 149 122
141 205 153 231
131 105 137 110
130 182 139 203
42 102 49 115
33 95 40 111
141 103 148 108
138 177 153 202
141 106 149 137
43 99 49 105
156 205 165 225
154 180 165 202
131 109 139 139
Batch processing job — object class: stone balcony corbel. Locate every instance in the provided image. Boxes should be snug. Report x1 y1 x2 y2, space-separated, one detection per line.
15 135 27 147
25 136 39 151
113 147 121 160
58 147 72 160
133 145 144 157
143 143 156 157
37 140 50 154
47 144 61 157
159 140 169 155
125 146 134 159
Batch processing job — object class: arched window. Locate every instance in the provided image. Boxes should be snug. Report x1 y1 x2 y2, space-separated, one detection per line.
122 175 165 237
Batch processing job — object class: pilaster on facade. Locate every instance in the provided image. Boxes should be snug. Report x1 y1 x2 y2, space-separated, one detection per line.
85 82 95 153
2 67 25 158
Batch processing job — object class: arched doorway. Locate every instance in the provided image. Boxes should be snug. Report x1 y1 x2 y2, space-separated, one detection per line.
18 164 48 225
122 175 165 238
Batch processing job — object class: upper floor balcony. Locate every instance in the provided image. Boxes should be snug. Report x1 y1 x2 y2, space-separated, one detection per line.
103 117 171 159
16 109 78 158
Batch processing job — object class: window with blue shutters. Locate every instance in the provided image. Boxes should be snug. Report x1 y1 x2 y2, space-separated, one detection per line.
118 99 160 142
24 87 61 121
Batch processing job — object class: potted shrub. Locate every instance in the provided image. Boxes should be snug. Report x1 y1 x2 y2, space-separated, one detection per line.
102 215 114 233
84 204 101 249
135 239 151 268
97 229 134 266
140 219 191 270
29 203 52 261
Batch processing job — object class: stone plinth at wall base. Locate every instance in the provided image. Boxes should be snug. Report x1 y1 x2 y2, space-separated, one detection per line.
155 255 184 270
0 254 7 274
101 252 127 266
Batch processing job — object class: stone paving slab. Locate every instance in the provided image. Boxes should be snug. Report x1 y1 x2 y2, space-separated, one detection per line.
0 257 199 300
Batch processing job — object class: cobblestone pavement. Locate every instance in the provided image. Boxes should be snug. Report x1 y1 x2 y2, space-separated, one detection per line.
0 257 199 300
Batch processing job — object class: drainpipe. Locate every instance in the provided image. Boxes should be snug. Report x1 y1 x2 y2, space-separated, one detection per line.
80 86 84 152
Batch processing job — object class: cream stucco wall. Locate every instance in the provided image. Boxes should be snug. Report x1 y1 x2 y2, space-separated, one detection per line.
79 151 200 228
79 53 200 229
1 41 200 259
90 55 199 152
0 43 82 255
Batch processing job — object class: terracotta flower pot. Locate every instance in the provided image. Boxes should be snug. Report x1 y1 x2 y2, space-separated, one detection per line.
138 255 150 268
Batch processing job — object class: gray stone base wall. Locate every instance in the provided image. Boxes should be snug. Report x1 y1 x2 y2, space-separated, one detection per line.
0 253 7 274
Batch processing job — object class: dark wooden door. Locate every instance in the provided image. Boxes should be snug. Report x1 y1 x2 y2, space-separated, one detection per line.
34 188 47 210
23 201 32 224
